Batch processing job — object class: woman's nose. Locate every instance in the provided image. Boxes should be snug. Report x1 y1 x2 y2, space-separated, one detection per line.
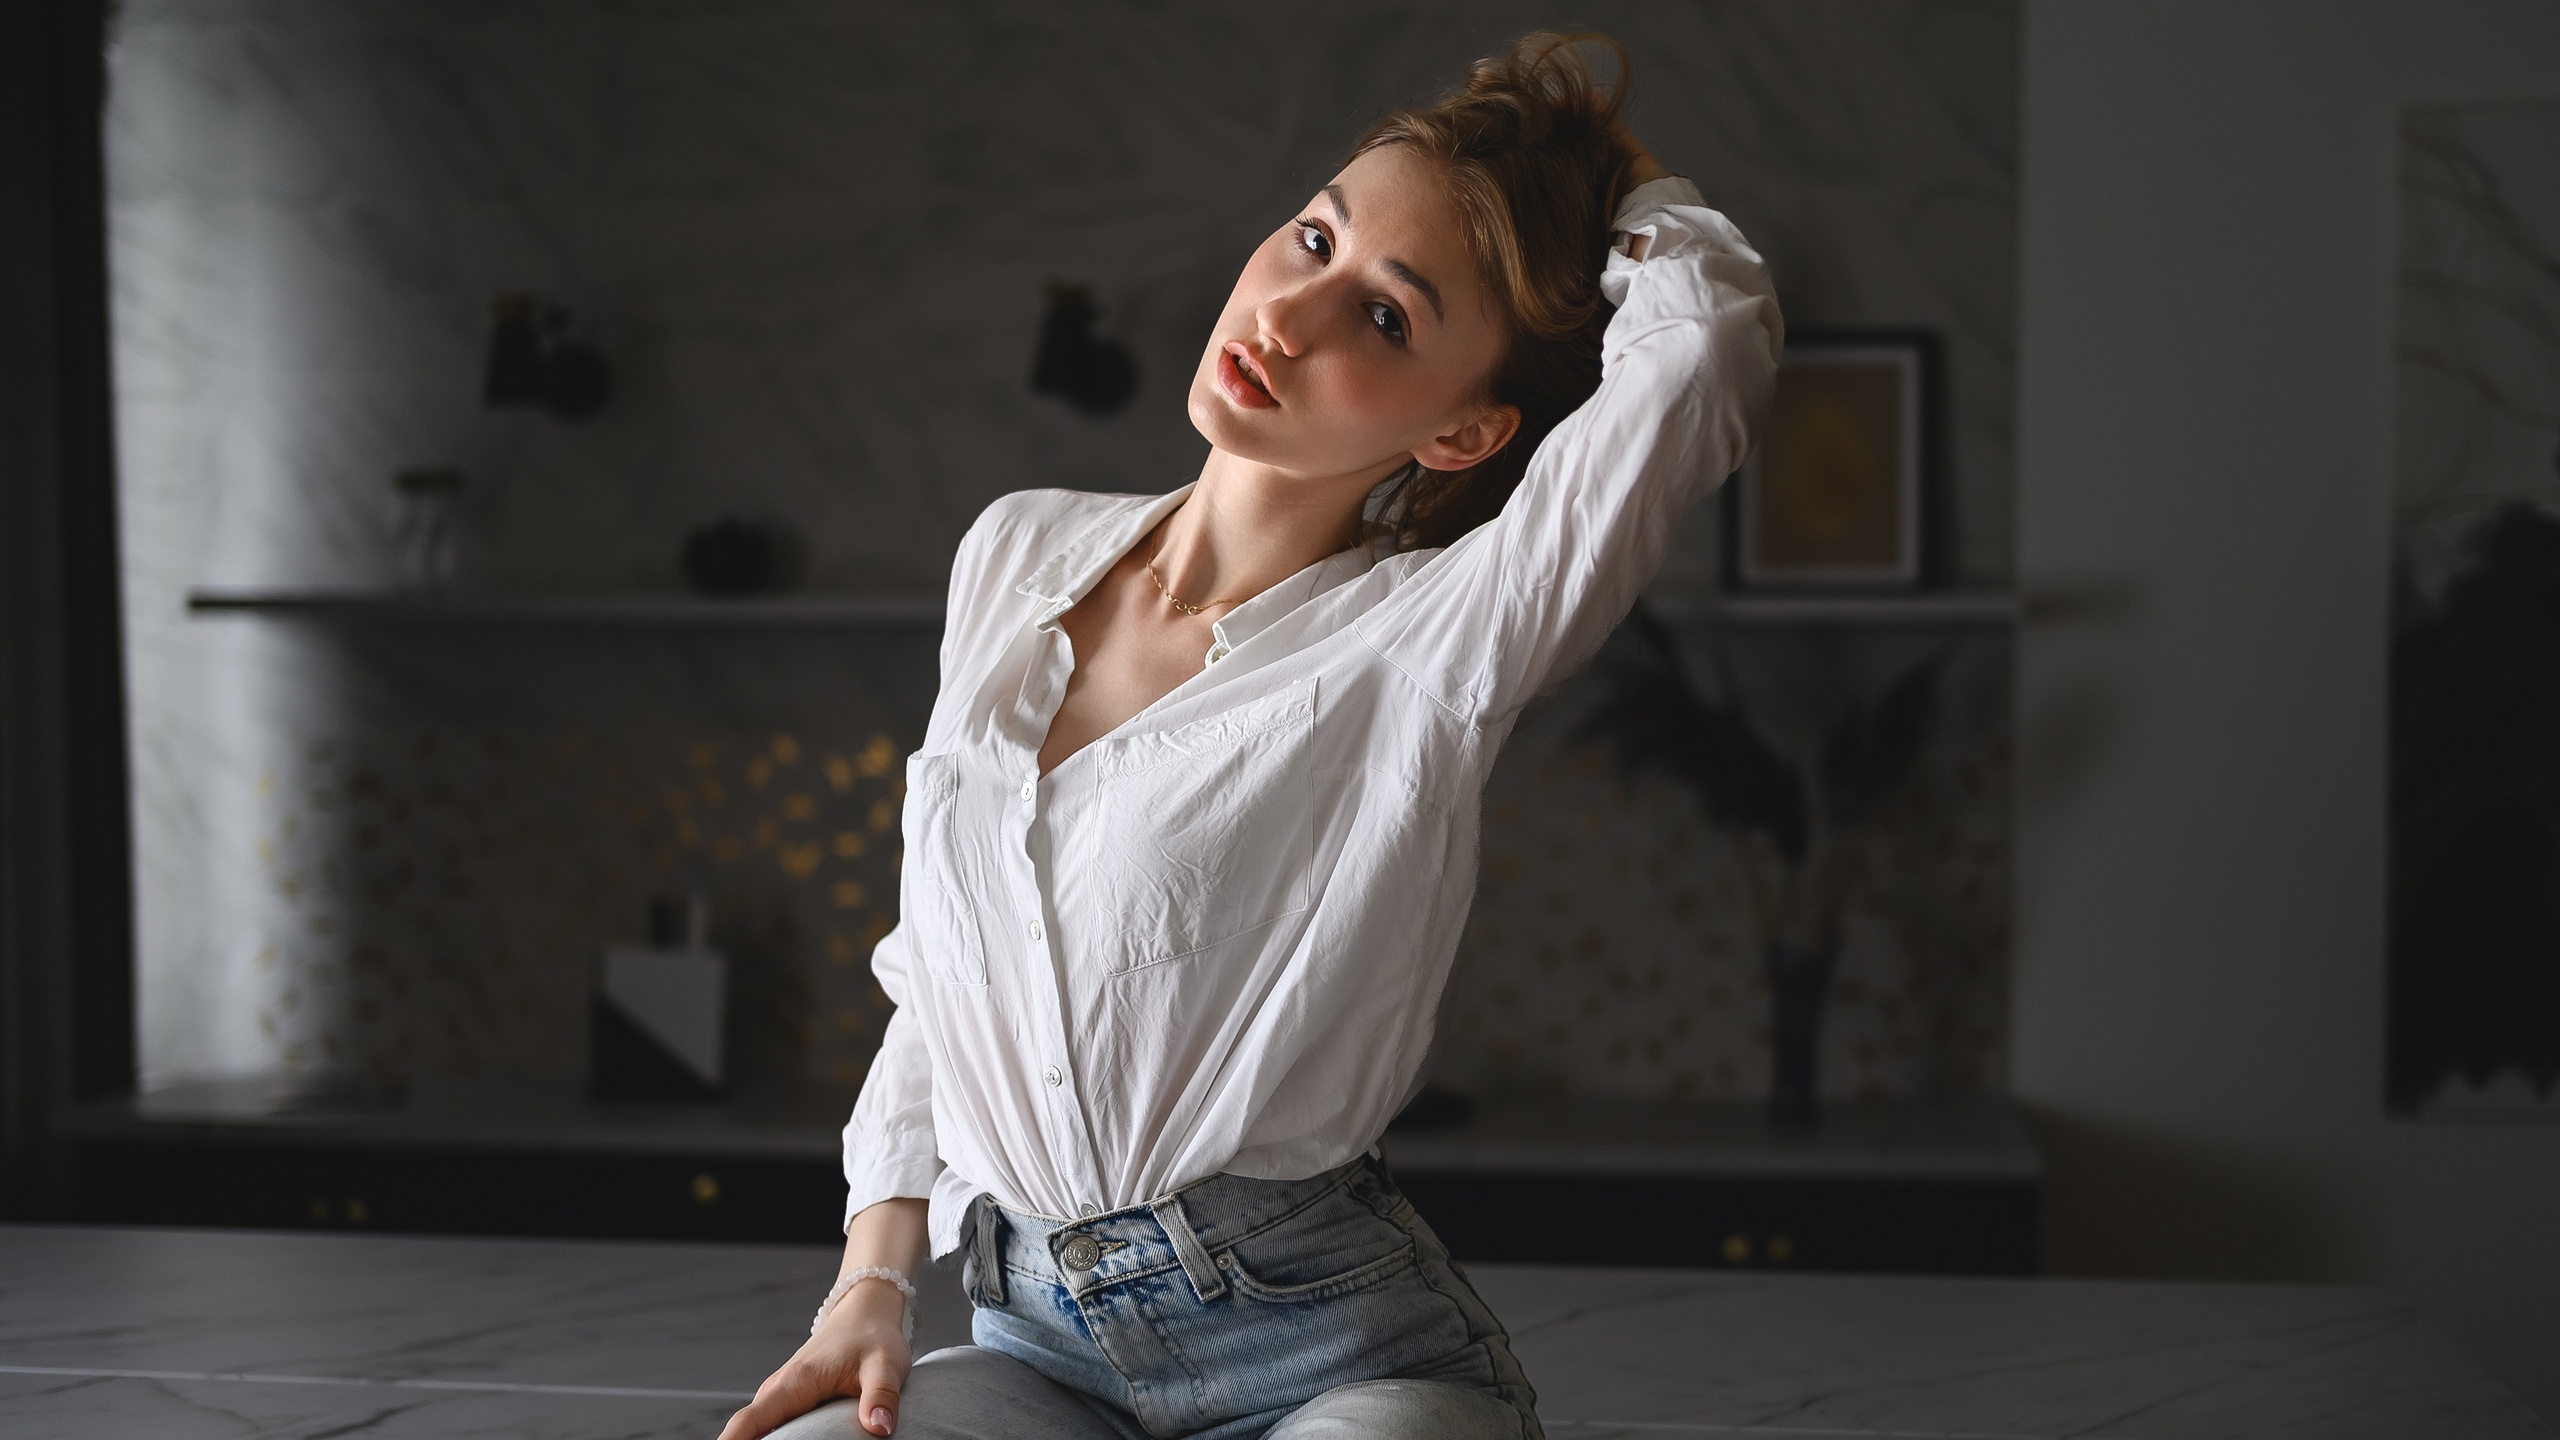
1254 279 1324 358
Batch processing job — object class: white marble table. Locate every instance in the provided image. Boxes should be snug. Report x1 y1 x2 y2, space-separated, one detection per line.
0 1225 2542 1439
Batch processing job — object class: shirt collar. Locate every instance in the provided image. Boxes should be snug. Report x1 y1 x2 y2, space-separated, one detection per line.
1016 485 1196 621
1203 541 1380 665
1015 483 1384 666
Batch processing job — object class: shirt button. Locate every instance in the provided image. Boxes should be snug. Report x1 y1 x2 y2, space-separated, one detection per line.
1020 779 1036 802
1079 1202 1102 1218
1027 918 1044 942
1043 1065 1063 1088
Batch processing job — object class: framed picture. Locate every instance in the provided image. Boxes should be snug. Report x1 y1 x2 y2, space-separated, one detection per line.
1724 330 1942 592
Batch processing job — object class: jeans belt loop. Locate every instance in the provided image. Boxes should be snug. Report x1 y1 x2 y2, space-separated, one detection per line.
964 1195 1009 1308
1149 1192 1228 1304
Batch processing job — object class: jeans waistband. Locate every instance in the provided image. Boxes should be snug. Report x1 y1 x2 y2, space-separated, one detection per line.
961 1156 1386 1310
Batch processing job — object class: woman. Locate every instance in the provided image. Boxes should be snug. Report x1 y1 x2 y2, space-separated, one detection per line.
725 32 1779 1440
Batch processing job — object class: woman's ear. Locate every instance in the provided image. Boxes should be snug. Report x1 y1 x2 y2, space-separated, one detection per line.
1414 402 1522 473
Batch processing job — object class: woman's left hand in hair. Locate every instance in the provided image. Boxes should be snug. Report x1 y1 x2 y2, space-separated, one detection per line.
1616 118 1671 188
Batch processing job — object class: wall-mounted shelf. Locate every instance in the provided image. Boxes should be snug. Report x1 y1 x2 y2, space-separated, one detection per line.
186 588 946 627
1647 590 2020 626
186 587 2022 629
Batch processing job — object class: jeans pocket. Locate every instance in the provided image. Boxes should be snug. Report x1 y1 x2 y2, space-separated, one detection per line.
1218 1235 1418 1303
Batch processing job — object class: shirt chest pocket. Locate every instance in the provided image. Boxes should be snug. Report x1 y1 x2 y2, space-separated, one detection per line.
1069 681 1319 975
903 752 990 986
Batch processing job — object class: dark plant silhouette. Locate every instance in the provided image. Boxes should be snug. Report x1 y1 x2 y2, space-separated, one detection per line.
1575 603 1950 1129
1576 603 1949 951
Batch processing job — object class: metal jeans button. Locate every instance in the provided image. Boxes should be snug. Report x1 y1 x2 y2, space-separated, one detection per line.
1059 1233 1103 1273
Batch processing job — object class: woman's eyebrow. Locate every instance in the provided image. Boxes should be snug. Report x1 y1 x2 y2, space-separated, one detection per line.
1384 259 1445 322
1321 183 1442 322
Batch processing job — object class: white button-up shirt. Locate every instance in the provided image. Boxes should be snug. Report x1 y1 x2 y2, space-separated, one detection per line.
842 178 1781 1256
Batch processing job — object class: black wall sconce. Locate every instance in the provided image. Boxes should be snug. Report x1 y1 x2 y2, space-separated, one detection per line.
1031 282 1137 417
483 293 613 420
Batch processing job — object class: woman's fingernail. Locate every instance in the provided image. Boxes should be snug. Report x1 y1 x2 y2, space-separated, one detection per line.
869 1406 892 1433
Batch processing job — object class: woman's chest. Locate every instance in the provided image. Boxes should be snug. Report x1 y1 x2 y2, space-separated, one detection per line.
905 644 1469 987
915 676 1324 984
1038 588 1222 777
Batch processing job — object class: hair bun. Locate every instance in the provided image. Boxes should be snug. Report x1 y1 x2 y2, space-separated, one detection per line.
1347 33 1647 551
1462 32 1629 145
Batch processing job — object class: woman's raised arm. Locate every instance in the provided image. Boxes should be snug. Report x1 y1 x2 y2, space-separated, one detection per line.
1352 164 1782 725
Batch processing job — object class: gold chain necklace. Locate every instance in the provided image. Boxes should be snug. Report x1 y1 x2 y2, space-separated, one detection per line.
1144 529 1246 617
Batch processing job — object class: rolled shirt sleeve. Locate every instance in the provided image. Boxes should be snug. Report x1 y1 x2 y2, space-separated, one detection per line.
838 497 1019 1237
838 921 944 1231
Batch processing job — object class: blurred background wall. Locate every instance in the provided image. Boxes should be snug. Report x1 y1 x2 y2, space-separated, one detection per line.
109 1 2019 1111
2016 0 2560 1414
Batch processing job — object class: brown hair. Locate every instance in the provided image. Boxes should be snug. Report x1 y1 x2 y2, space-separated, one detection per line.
1357 32 1646 551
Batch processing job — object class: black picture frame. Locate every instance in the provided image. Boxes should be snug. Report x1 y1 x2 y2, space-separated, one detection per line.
1723 328 1947 593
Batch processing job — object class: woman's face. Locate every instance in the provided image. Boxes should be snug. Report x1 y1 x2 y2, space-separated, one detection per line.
1188 145 1519 484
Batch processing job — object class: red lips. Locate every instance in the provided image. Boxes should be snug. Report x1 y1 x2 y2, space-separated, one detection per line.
1217 342 1278 409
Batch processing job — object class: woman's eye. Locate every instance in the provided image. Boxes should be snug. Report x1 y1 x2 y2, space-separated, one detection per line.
1296 222 1330 260
1366 302 1407 346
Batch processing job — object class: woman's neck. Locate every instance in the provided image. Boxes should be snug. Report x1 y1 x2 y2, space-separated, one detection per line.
1153 449 1389 611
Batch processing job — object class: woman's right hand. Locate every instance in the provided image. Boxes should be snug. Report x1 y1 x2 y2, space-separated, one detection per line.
716 1279 913 1440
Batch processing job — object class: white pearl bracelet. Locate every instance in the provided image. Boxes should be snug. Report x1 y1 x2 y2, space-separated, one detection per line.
812 1266 917 1340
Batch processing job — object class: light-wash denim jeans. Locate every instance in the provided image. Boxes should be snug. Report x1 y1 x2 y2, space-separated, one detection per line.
776 1156 1540 1440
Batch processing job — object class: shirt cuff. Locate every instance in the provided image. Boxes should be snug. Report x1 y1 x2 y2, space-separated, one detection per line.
840 1129 942 1233
927 1166 987 1260
1612 175 1706 233
1599 176 1725 310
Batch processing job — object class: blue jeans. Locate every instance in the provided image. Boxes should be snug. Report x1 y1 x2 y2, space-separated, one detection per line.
783 1156 1542 1440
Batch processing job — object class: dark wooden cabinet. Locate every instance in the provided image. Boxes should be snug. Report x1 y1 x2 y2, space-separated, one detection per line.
1382 1097 2040 1274
63 1080 856 1243
64 1090 2039 1274
1394 1171 2035 1274
70 1136 848 1243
